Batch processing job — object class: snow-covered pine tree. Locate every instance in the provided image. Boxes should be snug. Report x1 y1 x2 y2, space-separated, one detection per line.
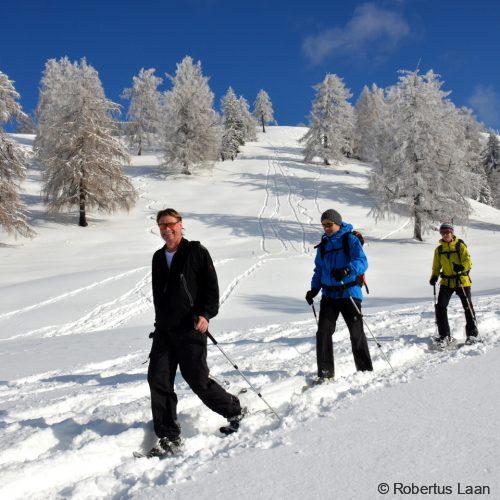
0 70 33 237
220 87 244 161
121 68 163 155
483 131 500 207
300 74 355 166
354 84 386 161
161 56 220 175
40 58 136 227
369 70 473 241
456 107 491 204
35 57 78 163
239 96 257 142
0 70 23 124
0 134 32 237
253 89 274 133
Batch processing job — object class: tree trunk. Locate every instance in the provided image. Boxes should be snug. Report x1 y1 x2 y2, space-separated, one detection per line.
261 115 265 133
323 135 330 165
413 194 422 241
182 161 191 175
79 183 88 227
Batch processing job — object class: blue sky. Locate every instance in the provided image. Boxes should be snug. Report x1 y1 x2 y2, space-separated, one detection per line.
1 0 499 129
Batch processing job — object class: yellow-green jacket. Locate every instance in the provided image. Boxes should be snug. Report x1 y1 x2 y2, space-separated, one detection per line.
431 237 472 288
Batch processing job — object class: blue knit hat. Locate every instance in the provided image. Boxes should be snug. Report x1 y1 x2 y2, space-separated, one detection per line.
439 222 454 233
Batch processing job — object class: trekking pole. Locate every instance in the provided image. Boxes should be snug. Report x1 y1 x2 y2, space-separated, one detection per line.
459 284 480 333
341 284 395 373
206 331 281 421
311 302 318 326
433 284 439 335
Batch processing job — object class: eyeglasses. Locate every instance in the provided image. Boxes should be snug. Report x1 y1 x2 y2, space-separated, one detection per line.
322 222 334 228
158 221 180 230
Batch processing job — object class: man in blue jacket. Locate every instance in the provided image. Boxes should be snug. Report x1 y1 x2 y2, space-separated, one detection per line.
305 209 373 381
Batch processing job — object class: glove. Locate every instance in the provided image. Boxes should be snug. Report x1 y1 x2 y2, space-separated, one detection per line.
453 263 465 274
429 276 438 286
305 288 320 305
332 268 350 281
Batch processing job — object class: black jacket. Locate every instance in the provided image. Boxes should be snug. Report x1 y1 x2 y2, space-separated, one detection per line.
152 238 219 333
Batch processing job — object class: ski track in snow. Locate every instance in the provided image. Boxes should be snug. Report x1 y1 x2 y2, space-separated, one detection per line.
1 295 499 499
2 271 154 341
219 136 323 310
0 267 149 321
271 142 308 254
268 157 290 252
2 255 235 343
219 138 307 309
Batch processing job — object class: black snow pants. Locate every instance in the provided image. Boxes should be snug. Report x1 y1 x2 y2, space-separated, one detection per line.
316 296 373 378
436 285 478 338
147 330 241 439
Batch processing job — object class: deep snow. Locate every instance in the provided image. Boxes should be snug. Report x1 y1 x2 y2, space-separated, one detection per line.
0 127 499 499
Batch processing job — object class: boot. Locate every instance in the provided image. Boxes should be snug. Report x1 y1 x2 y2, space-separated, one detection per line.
146 436 183 458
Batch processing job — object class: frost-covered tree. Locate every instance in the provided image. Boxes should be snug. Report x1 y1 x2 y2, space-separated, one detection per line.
239 96 257 142
220 131 239 161
0 70 32 237
253 89 274 133
369 70 473 241
220 87 244 161
355 84 386 161
300 74 355 166
121 68 163 155
0 71 24 124
483 132 500 174
35 57 78 163
0 135 33 237
38 58 136 227
161 56 221 175
483 132 500 207
456 107 491 204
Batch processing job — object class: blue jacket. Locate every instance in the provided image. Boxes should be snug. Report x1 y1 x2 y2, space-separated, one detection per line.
311 222 368 301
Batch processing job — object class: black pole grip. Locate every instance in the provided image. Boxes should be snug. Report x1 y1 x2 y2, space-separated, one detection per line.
206 331 217 344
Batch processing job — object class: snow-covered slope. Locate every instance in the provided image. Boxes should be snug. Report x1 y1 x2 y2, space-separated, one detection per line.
1 127 499 499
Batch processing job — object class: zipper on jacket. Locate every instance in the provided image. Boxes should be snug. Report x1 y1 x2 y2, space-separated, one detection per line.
180 273 194 307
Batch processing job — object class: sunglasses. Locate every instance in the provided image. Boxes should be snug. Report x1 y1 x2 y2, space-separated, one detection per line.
440 230 453 235
322 221 334 228
158 221 180 230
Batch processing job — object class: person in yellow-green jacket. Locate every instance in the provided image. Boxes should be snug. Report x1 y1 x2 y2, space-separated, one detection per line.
429 222 480 347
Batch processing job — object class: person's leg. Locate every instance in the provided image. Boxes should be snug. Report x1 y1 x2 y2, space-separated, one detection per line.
340 299 373 371
178 332 241 418
457 286 478 336
316 297 340 378
147 338 181 440
436 286 454 337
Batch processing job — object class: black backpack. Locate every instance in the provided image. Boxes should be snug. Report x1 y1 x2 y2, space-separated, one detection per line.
437 238 465 260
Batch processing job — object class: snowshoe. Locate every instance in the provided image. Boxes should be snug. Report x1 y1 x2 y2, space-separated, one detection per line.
220 407 247 436
431 335 456 350
301 375 335 393
134 436 183 459
464 335 482 346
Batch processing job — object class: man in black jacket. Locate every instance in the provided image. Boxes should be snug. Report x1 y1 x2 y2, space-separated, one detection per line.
146 208 243 458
